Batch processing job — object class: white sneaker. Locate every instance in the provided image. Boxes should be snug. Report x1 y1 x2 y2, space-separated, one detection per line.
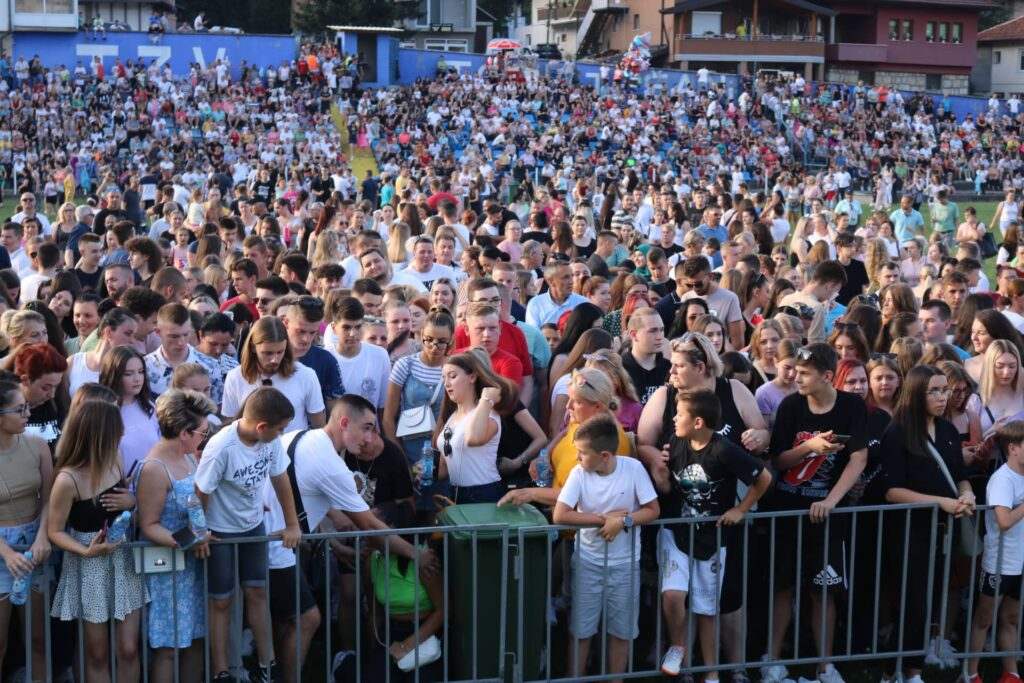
905 675 925 683
798 677 820 683
936 638 959 669
819 664 845 683
924 637 943 667
762 663 790 683
662 645 686 677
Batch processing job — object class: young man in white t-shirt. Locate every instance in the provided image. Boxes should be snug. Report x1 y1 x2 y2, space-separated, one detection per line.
554 414 660 682
194 387 302 683
401 235 458 290
327 297 391 410
966 420 1024 683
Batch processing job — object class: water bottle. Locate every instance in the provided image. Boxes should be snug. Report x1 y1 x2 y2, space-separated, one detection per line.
534 449 552 488
186 493 208 539
420 444 435 489
106 511 132 544
9 551 33 605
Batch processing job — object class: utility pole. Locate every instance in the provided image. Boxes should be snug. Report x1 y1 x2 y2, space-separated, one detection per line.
546 0 552 44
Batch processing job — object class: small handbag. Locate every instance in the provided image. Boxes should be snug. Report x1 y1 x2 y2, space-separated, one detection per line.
134 545 187 575
396 380 444 439
925 439 981 557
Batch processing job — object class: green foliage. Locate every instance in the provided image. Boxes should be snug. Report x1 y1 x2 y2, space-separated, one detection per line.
979 0 1012 31
175 0 292 34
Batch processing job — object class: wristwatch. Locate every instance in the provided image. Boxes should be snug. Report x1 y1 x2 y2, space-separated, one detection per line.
622 513 634 531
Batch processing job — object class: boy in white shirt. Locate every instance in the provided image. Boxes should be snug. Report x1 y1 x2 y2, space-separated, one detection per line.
966 420 1024 683
554 414 660 683
194 387 302 683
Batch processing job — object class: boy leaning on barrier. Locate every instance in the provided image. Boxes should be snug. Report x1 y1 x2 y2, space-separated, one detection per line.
553 413 660 683
966 419 1024 683
193 386 302 683
650 389 773 678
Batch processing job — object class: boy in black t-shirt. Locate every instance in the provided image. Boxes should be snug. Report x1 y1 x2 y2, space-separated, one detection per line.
652 390 773 678
761 344 868 683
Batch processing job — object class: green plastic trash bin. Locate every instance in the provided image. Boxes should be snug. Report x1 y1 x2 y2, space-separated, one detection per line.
438 502 552 681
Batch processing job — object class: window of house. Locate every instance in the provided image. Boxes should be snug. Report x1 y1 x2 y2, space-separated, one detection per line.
938 22 948 42
995 50 1002 64
926 74 942 90
925 22 935 42
15 0 72 10
952 23 963 44
888 19 898 40
633 14 639 30
902 20 913 41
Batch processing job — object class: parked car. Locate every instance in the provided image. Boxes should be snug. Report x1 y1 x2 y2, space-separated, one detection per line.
534 43 562 60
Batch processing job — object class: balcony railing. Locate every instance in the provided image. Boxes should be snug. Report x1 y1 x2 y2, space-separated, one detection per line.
675 32 824 42
537 0 590 23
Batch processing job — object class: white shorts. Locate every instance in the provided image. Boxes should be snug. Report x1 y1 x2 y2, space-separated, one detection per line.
658 527 726 616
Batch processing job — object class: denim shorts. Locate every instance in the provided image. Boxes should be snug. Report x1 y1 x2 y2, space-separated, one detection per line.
207 523 268 599
0 518 44 596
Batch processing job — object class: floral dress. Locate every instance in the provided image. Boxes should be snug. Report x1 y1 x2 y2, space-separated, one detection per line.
143 457 206 649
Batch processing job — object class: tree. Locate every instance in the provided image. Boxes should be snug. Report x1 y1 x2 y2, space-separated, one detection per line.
292 0 419 37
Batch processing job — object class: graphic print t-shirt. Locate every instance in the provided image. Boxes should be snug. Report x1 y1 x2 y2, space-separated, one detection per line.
661 433 765 559
194 422 289 533
767 390 867 509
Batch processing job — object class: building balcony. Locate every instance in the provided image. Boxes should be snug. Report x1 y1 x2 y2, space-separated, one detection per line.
537 0 590 24
826 42 888 62
673 33 825 63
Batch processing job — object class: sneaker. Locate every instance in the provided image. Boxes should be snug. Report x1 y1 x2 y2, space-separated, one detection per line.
936 638 959 669
212 673 236 682
905 675 925 683
962 675 981 683
798 677 820 683
997 673 1022 683
924 637 943 668
662 646 686 677
247 661 276 683
762 663 790 683
819 664 845 683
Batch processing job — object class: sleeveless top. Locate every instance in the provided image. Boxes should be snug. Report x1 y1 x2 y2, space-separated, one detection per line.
0 434 41 524
67 476 123 533
660 377 748 450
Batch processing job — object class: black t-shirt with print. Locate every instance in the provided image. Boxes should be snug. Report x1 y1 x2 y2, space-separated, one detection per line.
622 351 670 404
344 438 415 526
661 432 766 559
27 399 62 454
766 390 868 510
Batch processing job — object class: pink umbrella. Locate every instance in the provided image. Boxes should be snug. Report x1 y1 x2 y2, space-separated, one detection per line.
487 38 522 51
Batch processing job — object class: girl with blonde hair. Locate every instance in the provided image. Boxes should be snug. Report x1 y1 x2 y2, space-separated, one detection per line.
979 339 1024 435
387 221 412 268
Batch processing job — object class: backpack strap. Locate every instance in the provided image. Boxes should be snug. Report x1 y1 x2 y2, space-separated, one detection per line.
286 429 312 534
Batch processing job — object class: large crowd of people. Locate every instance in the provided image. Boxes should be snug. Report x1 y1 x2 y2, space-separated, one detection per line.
3 37 1024 683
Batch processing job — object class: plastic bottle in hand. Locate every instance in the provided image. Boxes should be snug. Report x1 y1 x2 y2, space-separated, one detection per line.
420 444 435 488
107 511 132 544
186 493 208 539
534 449 552 488
9 551 34 605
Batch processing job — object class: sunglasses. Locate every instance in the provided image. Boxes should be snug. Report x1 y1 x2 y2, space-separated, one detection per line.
442 427 453 459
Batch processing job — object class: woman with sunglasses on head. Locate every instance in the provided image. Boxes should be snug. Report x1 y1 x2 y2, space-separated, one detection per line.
0 378 53 681
547 329 614 436
100 345 161 478
433 349 517 504
498 367 631 509
880 365 975 683
135 389 217 683
582 348 643 433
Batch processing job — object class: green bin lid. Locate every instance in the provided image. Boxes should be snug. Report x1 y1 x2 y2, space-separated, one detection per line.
439 503 548 540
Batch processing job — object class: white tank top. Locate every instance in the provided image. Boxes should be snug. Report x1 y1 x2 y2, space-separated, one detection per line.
67 352 100 397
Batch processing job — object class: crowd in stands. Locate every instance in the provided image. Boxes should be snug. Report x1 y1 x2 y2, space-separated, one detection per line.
4 39 1024 683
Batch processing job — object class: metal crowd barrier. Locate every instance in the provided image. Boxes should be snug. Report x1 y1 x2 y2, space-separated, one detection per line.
7 503 1024 682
